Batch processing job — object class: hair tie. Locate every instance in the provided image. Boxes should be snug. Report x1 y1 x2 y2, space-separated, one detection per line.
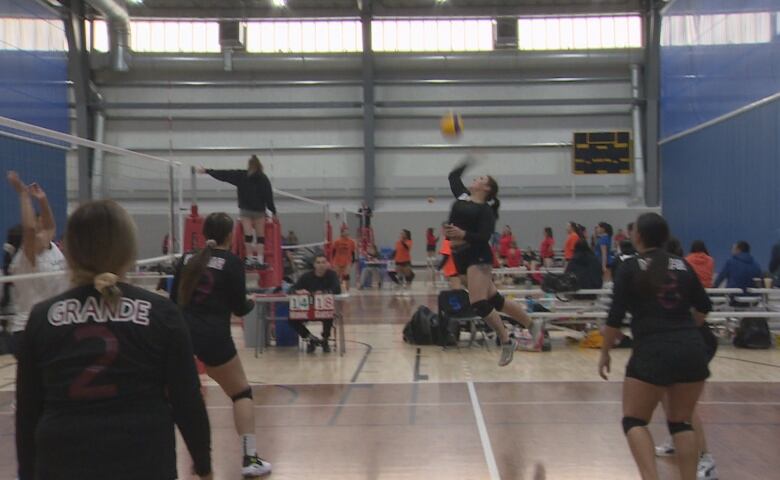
3 243 15 255
205 239 218 248
94 272 119 292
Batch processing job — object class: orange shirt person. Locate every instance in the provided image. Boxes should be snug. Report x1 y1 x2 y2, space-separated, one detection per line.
332 227 356 291
438 238 462 289
564 221 580 261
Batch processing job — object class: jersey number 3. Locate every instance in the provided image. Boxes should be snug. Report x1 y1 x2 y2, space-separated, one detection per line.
68 325 120 400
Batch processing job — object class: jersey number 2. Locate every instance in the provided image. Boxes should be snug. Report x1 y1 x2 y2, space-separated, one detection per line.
68 325 120 400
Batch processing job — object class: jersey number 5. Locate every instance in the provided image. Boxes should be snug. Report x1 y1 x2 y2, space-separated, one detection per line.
68 325 120 400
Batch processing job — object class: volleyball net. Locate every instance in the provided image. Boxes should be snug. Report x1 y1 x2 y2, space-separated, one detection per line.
0 114 333 287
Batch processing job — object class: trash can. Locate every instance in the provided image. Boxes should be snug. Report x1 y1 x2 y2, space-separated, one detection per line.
274 302 298 347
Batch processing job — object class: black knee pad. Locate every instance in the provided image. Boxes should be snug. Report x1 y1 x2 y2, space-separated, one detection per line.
622 416 648 435
231 387 253 402
668 421 693 435
244 234 254 243
257 237 265 245
471 299 495 318
489 292 505 311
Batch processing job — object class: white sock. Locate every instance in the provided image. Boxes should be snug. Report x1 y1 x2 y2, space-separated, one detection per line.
241 433 257 457
257 254 264 264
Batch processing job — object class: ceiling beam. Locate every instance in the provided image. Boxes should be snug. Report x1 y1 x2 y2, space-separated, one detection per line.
126 1 643 19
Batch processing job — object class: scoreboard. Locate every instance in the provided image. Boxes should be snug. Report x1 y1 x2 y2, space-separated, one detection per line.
573 132 632 174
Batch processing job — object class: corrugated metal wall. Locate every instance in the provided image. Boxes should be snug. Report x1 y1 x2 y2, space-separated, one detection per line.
660 0 780 138
0 0 69 244
660 0 780 270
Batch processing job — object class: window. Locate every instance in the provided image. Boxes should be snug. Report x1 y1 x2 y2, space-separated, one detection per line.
0 17 67 51
88 19 220 53
131 20 220 52
372 18 493 52
517 16 642 50
661 12 771 46
246 20 362 53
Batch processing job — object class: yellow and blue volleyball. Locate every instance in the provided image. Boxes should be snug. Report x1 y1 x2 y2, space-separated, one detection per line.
440 112 464 138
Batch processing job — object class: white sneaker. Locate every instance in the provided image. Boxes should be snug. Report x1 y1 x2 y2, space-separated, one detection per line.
242 455 272 477
654 440 675 457
697 453 718 480
499 338 517 367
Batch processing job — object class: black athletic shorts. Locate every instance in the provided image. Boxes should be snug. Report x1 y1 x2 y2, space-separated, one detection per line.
426 245 436 254
700 323 718 362
452 243 494 275
626 330 710 386
396 261 412 268
187 318 237 367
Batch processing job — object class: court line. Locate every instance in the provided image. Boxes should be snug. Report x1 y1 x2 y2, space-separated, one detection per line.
346 340 373 383
193 400 780 410
1 399 778 416
467 381 501 480
717 356 780 369
413 348 428 381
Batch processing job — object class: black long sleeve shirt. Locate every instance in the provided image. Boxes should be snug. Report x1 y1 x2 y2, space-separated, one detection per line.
170 249 255 328
447 164 496 246
16 283 211 480
607 251 712 341
206 169 276 214
293 270 342 294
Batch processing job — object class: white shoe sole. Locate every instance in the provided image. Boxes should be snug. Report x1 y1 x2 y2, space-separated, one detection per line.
242 464 272 478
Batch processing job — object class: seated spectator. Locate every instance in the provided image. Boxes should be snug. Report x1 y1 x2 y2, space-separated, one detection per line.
686 240 715 288
565 240 603 298
359 244 382 290
498 225 515 264
505 242 523 268
289 254 341 353
714 240 762 292
287 230 299 246
665 236 684 256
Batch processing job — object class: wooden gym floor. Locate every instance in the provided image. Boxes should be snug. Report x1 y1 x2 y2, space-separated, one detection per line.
0 288 778 479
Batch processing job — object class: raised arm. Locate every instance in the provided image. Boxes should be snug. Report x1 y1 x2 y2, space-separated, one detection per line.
28 183 55 244
200 168 244 187
7 172 42 264
448 161 471 199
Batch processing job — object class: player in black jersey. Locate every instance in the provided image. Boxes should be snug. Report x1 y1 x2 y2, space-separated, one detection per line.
599 213 712 480
197 155 276 267
444 159 542 366
170 212 271 478
16 200 212 480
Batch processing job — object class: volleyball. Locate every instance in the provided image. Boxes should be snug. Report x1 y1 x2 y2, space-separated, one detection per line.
440 112 464 138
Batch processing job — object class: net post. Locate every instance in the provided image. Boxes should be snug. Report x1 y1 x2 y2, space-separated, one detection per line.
168 160 176 263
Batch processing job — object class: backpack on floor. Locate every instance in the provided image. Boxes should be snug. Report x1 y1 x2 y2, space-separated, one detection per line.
403 305 439 345
541 273 579 294
733 317 772 349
